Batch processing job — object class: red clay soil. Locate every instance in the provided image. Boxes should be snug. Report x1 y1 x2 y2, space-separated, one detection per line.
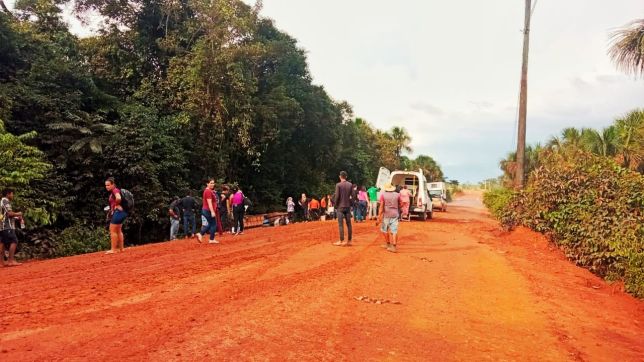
1 191 643 361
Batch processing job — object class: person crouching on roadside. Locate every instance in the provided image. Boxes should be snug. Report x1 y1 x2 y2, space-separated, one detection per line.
378 183 401 253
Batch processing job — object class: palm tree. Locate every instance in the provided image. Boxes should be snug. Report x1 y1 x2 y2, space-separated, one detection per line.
614 109 644 172
581 126 618 157
500 145 543 187
608 19 644 78
413 155 444 181
546 127 584 151
389 126 412 160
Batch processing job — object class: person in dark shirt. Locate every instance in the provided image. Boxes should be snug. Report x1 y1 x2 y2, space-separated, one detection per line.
168 196 181 240
333 171 353 246
219 185 231 233
180 193 198 237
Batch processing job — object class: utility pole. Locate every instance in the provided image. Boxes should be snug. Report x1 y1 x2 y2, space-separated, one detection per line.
515 0 532 189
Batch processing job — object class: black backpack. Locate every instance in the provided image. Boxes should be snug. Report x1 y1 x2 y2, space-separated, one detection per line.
120 189 134 211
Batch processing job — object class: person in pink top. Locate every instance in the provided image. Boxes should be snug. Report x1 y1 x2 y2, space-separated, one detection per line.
357 186 369 222
230 186 245 235
399 185 411 221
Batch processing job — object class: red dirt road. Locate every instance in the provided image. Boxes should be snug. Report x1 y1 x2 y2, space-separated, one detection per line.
1 192 643 361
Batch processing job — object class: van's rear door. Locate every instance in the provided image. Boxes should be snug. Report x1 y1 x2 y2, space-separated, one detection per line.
376 167 390 191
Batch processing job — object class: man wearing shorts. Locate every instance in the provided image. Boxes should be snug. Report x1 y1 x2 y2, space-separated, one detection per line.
378 183 401 253
1 188 23 266
105 177 127 254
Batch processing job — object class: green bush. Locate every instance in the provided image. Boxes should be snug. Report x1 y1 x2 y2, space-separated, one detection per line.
52 225 110 258
483 187 514 219
496 149 644 298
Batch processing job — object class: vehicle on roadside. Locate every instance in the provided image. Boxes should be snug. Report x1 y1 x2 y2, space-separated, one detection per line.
375 167 433 221
428 182 447 212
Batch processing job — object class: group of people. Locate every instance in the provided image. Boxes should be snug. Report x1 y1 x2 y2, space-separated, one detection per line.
289 194 334 222
2 171 405 266
287 183 383 224
104 178 249 254
169 179 249 246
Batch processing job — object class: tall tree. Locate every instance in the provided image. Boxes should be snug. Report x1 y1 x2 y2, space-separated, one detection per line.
389 126 412 162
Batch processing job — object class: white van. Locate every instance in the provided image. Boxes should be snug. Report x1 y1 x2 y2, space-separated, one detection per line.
428 182 447 211
375 167 433 220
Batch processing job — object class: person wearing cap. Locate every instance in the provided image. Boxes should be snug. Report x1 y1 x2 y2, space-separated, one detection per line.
377 182 401 253
332 171 353 246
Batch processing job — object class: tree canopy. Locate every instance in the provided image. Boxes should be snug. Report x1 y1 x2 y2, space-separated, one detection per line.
0 0 444 250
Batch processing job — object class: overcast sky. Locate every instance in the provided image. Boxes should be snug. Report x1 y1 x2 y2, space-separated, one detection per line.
244 0 644 182
8 0 644 182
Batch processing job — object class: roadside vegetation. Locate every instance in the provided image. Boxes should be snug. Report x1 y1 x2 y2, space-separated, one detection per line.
484 110 644 297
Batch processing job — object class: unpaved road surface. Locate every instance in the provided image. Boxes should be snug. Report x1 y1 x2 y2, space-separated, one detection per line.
1 192 643 361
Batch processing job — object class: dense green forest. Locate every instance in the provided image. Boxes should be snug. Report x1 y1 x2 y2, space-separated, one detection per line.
0 0 444 255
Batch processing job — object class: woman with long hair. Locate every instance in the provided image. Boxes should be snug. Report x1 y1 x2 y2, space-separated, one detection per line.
104 177 127 254
196 179 219 244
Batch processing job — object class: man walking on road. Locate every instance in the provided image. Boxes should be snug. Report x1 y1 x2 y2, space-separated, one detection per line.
378 183 401 253
333 171 353 247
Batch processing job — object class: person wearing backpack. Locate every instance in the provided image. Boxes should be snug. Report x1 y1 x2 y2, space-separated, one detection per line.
230 186 245 235
104 177 128 254
1 188 23 266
